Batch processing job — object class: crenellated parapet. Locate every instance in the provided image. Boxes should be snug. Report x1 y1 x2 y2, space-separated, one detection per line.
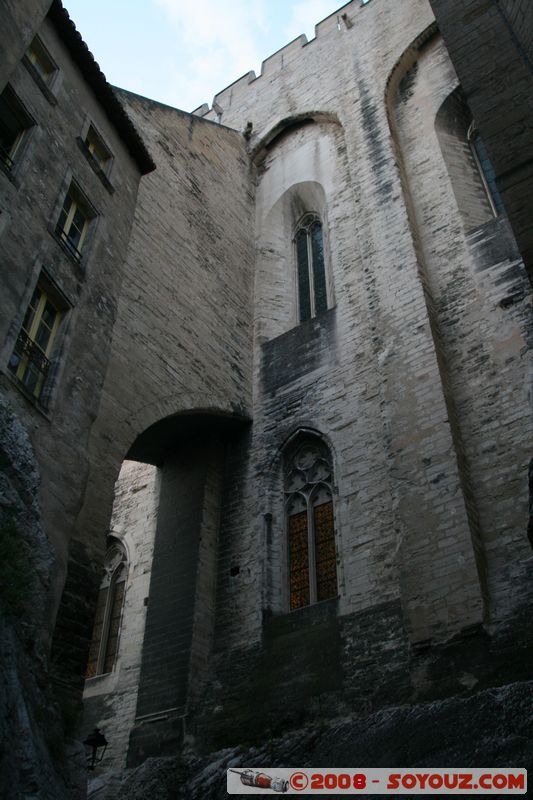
192 0 366 123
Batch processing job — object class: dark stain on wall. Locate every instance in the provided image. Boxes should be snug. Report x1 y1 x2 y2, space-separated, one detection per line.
260 308 337 397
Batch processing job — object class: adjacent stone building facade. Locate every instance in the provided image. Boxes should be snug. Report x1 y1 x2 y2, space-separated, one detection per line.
0 0 532 796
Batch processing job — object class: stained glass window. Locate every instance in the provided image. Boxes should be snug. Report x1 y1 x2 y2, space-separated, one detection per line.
85 543 127 678
285 436 338 610
288 510 310 610
294 214 328 323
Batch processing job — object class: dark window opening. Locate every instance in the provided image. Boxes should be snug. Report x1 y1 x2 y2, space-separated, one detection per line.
0 85 33 170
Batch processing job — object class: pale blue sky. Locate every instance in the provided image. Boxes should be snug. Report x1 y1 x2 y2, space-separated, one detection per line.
64 0 347 112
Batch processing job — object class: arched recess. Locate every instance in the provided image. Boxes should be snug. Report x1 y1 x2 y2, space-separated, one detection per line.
256 180 332 337
382 26 490 641
435 87 504 229
253 113 351 342
251 111 343 164
384 21 531 638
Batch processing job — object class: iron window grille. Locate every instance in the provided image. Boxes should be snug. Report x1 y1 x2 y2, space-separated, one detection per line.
8 284 61 401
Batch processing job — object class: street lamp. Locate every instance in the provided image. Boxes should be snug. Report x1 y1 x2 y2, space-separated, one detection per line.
83 728 108 770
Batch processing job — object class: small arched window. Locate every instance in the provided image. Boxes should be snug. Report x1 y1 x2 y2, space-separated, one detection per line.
467 121 505 216
294 214 328 323
86 541 127 678
285 435 338 610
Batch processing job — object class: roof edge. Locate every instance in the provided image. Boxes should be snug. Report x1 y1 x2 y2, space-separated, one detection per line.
48 1 155 175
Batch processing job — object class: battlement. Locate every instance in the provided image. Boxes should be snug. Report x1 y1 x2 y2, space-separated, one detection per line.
192 0 363 119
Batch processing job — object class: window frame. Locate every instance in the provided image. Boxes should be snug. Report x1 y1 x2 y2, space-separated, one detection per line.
54 181 98 262
24 35 59 97
293 213 329 324
78 121 115 192
284 436 338 611
7 274 69 404
86 542 128 679
85 125 112 171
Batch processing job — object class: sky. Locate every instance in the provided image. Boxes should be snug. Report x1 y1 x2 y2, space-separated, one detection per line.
64 0 347 112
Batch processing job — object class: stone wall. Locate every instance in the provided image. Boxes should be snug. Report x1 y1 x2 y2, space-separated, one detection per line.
500 0 533 67
70 88 254 538
126 440 225 765
390 31 533 625
0 1 148 724
72 92 255 763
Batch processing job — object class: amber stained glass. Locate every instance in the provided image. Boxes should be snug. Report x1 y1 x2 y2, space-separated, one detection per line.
289 511 310 610
314 501 337 601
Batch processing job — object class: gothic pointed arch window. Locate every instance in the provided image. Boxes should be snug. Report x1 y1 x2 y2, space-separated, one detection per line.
294 213 328 323
284 435 338 610
86 540 127 678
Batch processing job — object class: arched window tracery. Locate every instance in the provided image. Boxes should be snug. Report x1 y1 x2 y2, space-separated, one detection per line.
86 541 127 678
294 213 328 323
284 436 338 610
